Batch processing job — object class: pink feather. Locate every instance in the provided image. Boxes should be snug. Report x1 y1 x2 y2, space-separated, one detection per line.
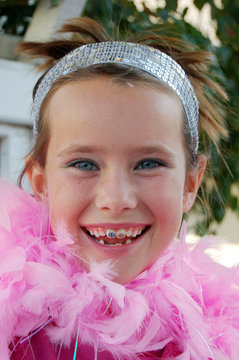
1 179 239 359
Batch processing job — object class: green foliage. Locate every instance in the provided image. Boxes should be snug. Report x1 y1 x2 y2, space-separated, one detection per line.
193 0 239 233
83 0 152 38
83 0 239 234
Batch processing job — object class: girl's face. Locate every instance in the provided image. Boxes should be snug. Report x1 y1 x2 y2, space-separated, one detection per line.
29 77 203 283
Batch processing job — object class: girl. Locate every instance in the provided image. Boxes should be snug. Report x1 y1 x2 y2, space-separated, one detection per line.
0 17 238 360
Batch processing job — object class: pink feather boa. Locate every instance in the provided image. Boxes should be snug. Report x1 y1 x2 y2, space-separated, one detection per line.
0 179 239 360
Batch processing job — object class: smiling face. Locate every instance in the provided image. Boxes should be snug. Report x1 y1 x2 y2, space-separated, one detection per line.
29 76 203 283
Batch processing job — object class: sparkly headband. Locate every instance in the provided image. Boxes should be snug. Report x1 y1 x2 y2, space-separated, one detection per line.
33 41 199 152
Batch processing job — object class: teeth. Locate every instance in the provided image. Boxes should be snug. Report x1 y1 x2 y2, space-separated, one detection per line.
99 230 105 237
106 229 116 238
132 228 138 237
136 228 143 236
126 239 132 244
116 229 126 239
96 240 124 246
126 229 133 237
94 230 100 237
86 225 147 241
96 238 135 246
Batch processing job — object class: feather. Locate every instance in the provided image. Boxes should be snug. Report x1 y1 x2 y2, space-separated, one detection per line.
0 246 26 274
1 179 239 360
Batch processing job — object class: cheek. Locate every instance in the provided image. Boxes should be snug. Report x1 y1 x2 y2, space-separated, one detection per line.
141 174 185 207
45 176 91 231
140 175 185 228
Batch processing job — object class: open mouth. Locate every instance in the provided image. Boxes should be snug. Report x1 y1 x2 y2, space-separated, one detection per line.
82 225 151 246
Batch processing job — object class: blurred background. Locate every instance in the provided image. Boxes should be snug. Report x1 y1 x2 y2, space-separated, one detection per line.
0 0 238 262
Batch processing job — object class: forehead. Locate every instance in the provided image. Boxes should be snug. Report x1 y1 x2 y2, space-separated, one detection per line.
45 76 184 153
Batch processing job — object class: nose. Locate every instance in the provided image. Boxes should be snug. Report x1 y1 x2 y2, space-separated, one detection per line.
94 168 137 214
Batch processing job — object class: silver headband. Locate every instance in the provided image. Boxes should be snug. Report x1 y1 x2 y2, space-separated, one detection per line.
33 41 199 152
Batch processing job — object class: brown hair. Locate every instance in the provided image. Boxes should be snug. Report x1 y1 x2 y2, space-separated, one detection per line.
17 17 228 186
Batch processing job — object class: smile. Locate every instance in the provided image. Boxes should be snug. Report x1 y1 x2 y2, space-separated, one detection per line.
82 225 150 246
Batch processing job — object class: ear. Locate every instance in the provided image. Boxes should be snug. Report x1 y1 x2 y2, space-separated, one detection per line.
183 156 206 213
26 156 47 201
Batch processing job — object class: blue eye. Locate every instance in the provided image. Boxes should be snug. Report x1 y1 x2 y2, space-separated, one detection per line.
67 159 98 171
136 159 166 170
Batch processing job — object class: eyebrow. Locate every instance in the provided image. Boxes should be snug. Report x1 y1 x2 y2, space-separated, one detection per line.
57 144 175 160
57 145 106 158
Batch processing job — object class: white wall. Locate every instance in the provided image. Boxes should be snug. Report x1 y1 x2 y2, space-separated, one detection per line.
0 123 32 185
0 59 37 125
0 0 87 185
24 0 87 42
0 59 37 187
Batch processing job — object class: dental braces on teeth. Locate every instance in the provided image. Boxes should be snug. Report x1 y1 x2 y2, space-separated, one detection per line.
106 229 126 239
88 228 144 239
86 226 146 245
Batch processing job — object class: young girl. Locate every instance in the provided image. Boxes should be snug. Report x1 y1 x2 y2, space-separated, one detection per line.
0 17 238 360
